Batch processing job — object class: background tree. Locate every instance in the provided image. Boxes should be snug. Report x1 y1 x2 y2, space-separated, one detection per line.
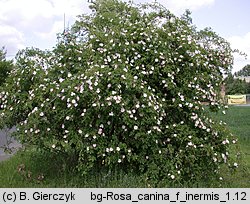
247 82 250 94
224 64 250 94
0 47 13 87
224 73 248 94
235 64 250 77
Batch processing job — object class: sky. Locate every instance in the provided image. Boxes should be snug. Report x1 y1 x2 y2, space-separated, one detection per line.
0 0 249 73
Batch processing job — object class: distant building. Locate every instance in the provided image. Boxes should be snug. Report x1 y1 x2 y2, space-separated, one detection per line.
235 76 250 83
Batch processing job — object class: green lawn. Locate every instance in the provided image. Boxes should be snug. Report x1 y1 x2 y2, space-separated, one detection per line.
211 106 250 187
0 106 250 187
0 149 148 188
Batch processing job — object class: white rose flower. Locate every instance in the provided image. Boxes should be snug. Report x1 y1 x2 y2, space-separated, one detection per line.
134 125 138 130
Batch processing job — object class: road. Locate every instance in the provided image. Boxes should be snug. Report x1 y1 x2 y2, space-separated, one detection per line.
0 127 21 162
234 104 250 106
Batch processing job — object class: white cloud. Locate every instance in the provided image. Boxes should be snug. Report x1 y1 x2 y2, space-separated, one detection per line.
0 0 90 56
0 0 215 57
163 0 215 14
228 33 250 73
0 24 25 56
129 0 215 14
51 0 89 19
0 0 55 28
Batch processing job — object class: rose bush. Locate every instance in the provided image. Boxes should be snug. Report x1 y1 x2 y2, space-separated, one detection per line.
0 0 239 185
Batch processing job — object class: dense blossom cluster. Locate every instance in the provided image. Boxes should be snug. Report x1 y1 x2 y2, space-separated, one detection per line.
0 0 238 184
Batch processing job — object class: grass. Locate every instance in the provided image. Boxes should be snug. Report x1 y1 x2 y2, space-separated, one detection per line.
0 106 250 187
210 106 250 187
212 106 250 141
0 149 148 188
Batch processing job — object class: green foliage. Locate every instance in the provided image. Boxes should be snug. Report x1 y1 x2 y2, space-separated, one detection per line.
247 83 250 94
0 47 13 87
230 65 250 94
1 107 249 188
0 0 238 185
235 64 250 77
224 74 249 94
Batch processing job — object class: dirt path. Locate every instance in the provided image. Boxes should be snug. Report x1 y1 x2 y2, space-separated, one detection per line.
0 127 21 162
